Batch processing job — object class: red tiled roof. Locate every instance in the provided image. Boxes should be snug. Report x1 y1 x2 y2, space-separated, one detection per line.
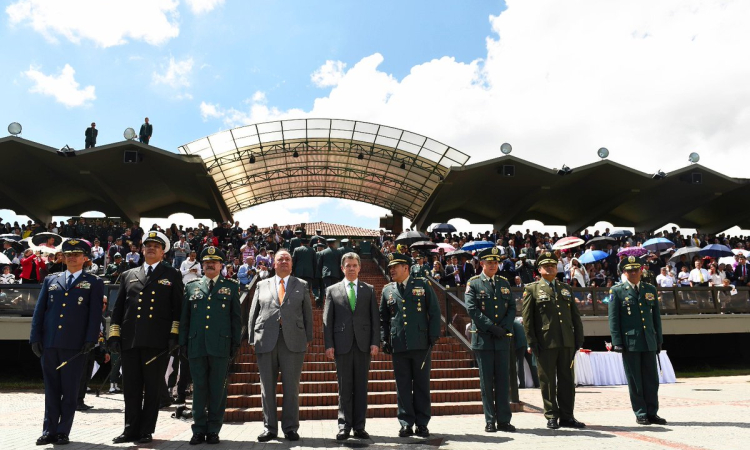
262 221 380 237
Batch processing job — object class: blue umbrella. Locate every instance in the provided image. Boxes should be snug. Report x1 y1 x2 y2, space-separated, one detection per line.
461 241 494 251
432 223 457 233
699 244 733 258
609 229 633 238
578 250 609 264
642 237 674 252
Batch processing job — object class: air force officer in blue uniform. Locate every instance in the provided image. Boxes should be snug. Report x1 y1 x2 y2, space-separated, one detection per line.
30 238 104 446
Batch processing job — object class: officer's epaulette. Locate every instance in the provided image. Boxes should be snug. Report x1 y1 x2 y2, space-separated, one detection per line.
497 275 508 282
186 278 201 284
83 272 101 280
226 278 239 284
641 281 655 289
469 275 481 282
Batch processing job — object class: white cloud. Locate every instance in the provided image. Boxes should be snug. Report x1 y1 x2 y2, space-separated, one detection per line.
311 60 347 87
339 200 389 219
185 0 224 15
153 56 194 88
6 0 180 48
200 101 223 120
198 0 750 180
251 90 267 103
24 64 95 107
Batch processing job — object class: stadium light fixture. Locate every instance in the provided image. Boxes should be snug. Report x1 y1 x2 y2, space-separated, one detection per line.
688 152 700 164
123 128 136 140
652 170 667 180
500 143 512 155
357 152 364 160
292 150 299 158
399 161 406 170
8 122 22 136
57 145 76 157
597 147 609 159
557 164 573 176
249 154 256 164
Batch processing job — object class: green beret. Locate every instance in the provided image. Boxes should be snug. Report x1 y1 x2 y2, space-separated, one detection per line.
387 252 410 267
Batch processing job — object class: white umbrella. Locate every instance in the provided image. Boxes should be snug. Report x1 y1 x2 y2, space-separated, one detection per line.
0 253 11 265
732 249 750 256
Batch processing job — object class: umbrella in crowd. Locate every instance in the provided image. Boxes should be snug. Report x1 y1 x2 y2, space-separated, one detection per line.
552 236 585 250
461 240 494 251
432 223 457 233
0 235 24 252
394 231 430 246
617 247 649 257
0 234 21 242
732 248 750 257
700 244 733 258
585 236 616 247
609 229 633 238
445 250 471 258
718 256 737 266
669 246 700 264
431 243 456 253
31 232 63 248
0 253 11 265
642 237 675 252
578 250 609 264
410 241 438 251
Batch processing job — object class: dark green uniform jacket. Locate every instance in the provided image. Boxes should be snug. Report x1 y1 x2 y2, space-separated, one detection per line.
379 276 441 353
522 279 584 350
608 282 663 352
179 275 242 357
464 273 515 351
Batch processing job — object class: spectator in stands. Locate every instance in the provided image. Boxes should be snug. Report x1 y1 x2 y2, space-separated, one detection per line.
513 276 524 288
224 264 236 280
139 117 152 144
734 255 750 287
431 260 445 284
444 256 459 288
47 252 66 273
84 122 97 148
1 265 16 284
708 263 724 286
91 239 104 266
569 258 588 287
20 249 43 284
180 250 202 283
125 244 141 268
689 260 710 287
172 235 190 269
256 261 270 279
238 256 255 289
203 230 218 248
656 267 675 287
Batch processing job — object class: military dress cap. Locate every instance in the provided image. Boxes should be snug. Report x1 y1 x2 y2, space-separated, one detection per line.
316 229 322 233
387 252 410 267
300 236 310 243
295 229 303 234
340 238 349 244
200 246 225 262
114 252 123 258
619 255 644 272
536 251 557 268
316 242 327 248
62 238 91 255
479 246 505 261
326 238 336 243
143 230 171 253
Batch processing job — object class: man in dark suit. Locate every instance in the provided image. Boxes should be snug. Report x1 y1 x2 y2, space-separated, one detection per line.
249 250 313 442
444 256 459 288
30 239 103 446
84 122 98 148
733 254 750 286
139 117 152 144
292 237 318 304
108 231 184 444
323 252 379 440
459 256 475 284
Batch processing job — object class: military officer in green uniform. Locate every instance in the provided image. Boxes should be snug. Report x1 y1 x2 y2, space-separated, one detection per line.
609 256 667 426
309 229 325 248
522 251 585 430
320 238 343 289
292 237 318 302
179 246 242 445
104 253 129 283
640 262 657 287
464 247 516 433
288 229 303 255
380 253 441 438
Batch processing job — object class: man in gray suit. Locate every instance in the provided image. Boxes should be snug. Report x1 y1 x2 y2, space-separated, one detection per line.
249 250 313 442
323 252 379 440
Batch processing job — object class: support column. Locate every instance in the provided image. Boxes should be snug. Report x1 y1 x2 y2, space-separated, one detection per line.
391 211 404 236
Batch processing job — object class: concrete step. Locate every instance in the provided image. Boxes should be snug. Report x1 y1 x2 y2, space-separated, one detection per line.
226 389 485 408
229 367 479 384
227 377 482 395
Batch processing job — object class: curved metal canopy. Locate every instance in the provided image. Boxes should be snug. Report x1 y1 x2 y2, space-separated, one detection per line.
178 119 470 218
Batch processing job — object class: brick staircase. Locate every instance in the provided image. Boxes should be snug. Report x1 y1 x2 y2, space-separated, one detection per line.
224 258 504 422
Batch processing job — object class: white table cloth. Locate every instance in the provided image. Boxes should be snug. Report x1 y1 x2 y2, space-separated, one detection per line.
574 350 676 386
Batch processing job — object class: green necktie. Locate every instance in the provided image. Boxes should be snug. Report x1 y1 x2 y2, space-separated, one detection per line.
348 281 356 311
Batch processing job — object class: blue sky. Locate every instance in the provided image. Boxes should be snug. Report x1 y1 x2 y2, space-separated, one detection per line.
2 0 749 235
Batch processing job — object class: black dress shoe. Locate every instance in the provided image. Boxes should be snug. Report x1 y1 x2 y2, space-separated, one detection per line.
353 429 370 439
112 433 137 443
206 433 220 444
415 425 430 437
36 434 56 445
485 422 497 432
189 433 205 445
138 434 153 443
285 431 300 441
175 396 186 404
76 403 92 411
55 434 69 445
636 417 651 425
336 429 350 440
559 418 586 428
398 425 413 437
547 418 560 429
497 422 516 432
257 430 277 442
648 415 667 425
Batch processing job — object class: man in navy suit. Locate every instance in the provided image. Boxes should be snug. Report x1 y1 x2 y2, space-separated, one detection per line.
30 239 104 446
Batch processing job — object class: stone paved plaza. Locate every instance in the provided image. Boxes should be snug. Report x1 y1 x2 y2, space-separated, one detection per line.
1 375 748 450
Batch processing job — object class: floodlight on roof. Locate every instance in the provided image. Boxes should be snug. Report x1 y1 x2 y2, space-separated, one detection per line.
557 164 573 176
123 127 136 140
357 152 364 160
399 161 406 170
652 170 667 180
500 143 512 155
597 147 609 159
688 152 700 164
249 154 256 164
8 122 22 135
57 145 76 158
292 150 299 158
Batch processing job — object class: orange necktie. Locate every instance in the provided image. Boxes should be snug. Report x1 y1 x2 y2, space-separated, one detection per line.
278 278 285 305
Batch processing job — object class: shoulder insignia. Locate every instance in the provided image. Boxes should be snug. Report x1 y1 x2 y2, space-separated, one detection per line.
498 275 508 281
469 275 481 281
186 278 201 284
227 278 239 284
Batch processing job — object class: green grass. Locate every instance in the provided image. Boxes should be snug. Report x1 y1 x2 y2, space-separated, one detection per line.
675 364 750 378
0 378 44 391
